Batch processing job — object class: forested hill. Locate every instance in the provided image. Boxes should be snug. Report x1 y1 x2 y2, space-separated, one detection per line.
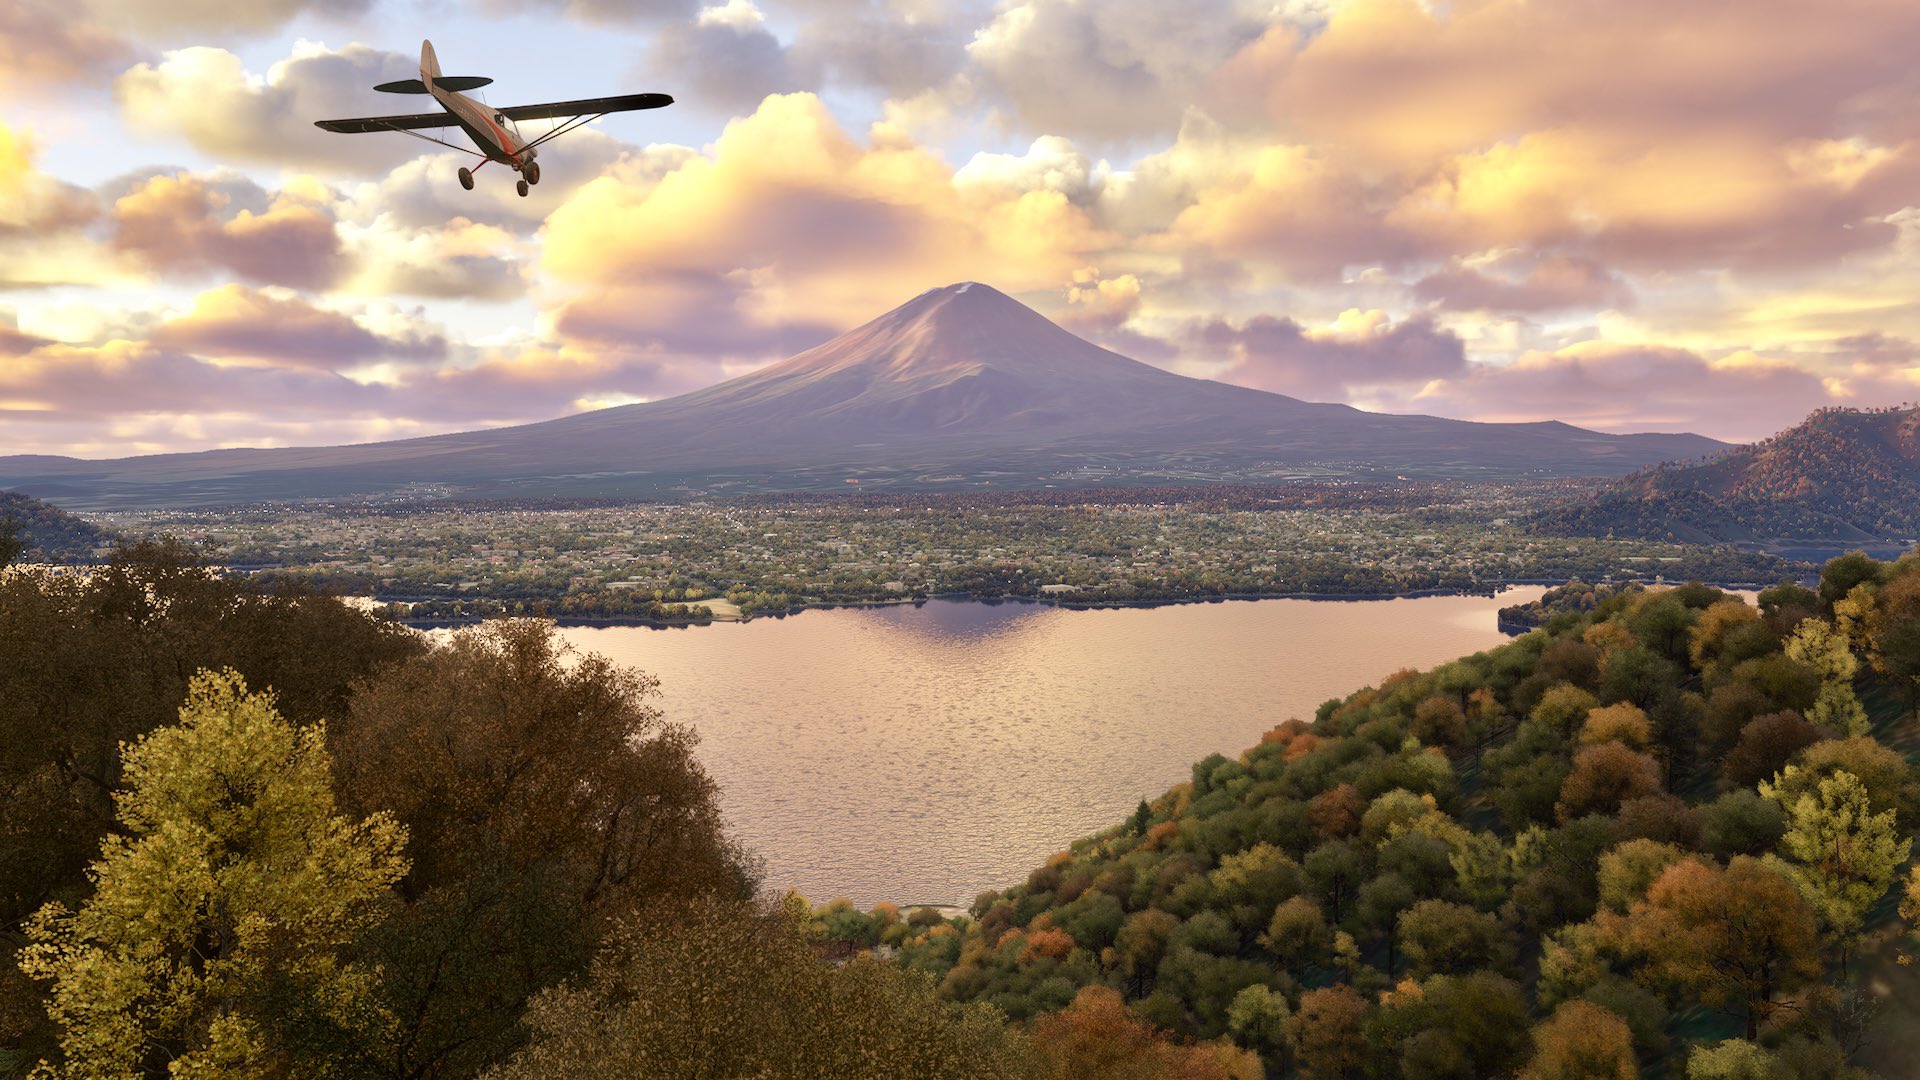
871 553 1920 1078
0 489 112 562
1536 406 1920 542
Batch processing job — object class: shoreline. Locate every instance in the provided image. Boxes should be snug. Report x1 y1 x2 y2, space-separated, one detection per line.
384 575 1792 630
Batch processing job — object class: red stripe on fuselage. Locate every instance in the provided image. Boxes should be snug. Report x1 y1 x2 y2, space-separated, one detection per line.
429 76 521 166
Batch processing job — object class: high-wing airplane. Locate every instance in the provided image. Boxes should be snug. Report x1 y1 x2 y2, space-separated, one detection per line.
316 40 672 196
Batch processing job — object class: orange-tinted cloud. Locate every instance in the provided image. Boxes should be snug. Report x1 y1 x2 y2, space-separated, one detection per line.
537 92 1114 362
150 285 444 369
111 173 346 289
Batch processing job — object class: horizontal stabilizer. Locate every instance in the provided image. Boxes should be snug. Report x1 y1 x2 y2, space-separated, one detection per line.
373 76 493 94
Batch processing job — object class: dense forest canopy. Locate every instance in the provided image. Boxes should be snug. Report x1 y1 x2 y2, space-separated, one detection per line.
5 539 1920 1078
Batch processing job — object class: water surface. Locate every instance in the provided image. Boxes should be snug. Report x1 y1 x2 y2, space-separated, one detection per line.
559 590 1544 907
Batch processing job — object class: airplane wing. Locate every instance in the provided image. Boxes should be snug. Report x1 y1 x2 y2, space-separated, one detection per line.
497 93 673 122
314 112 450 133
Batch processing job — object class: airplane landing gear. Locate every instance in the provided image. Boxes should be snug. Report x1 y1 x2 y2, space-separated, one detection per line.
458 167 474 191
524 161 540 185
516 179 529 197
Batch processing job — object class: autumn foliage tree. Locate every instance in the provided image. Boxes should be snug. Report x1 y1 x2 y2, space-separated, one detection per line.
18 671 408 1078
327 620 751 1077
1629 858 1823 1040
1520 1000 1637 1080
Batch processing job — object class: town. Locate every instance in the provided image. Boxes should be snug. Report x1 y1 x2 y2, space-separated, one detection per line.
92 484 1800 624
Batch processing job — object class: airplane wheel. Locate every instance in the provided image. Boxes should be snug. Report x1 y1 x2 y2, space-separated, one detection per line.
516 179 529 197
458 167 474 191
524 161 540 185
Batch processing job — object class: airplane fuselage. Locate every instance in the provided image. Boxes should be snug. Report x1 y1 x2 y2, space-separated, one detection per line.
421 41 535 172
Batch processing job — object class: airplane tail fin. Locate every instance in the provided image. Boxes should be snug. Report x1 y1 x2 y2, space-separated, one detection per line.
420 39 442 82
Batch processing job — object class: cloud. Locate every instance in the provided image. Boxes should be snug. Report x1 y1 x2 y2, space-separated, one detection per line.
114 43 424 173
85 0 372 39
789 0 981 99
1201 309 1468 400
649 1 820 113
536 92 1115 368
0 1 129 99
966 0 1269 142
1413 255 1634 314
111 172 346 289
1360 337 1920 442
474 0 696 25
150 285 445 370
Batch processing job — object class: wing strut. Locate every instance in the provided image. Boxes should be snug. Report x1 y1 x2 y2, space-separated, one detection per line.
515 111 607 156
381 122 489 159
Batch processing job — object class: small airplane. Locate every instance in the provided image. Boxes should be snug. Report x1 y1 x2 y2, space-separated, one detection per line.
316 40 672 196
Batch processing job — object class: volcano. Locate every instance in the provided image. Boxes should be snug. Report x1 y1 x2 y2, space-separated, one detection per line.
0 283 1726 509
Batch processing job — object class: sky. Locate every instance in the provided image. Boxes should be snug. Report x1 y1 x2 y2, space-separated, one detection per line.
4 0 1920 458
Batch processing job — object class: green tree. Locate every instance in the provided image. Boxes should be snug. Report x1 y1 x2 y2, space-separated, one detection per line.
1759 767 1910 965
1784 619 1869 736
18 670 408 1078
1226 983 1290 1059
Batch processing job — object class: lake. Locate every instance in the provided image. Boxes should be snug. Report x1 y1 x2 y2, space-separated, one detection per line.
557 589 1546 909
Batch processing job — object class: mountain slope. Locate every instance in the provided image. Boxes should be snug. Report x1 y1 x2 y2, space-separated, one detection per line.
1537 406 1920 542
0 284 1726 510
0 489 115 561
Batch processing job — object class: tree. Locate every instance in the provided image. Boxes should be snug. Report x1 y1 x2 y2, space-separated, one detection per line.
1555 743 1663 822
1114 909 1180 994
1630 858 1823 1039
18 670 408 1078
1722 711 1830 788
1030 985 1260 1079
1578 704 1652 750
1288 985 1368 1080
1759 768 1910 964
1225 983 1289 1059
1784 619 1869 736
1262 896 1332 971
1686 1039 1778 1080
329 620 751 1076
1413 694 1468 749
492 893 1034 1080
1597 840 1701 914
0 516 22 568
1520 1000 1637 1080
1778 736 1920 831
1397 900 1513 979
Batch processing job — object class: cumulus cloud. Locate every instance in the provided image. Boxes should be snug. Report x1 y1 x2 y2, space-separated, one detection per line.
788 0 985 99
965 0 1270 142
1414 255 1634 314
111 173 346 289
150 285 445 370
648 0 820 113
115 43 424 173
535 92 1116 368
1201 309 1468 401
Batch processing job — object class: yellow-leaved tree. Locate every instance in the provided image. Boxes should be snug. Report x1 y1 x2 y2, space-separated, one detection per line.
17 669 408 1079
